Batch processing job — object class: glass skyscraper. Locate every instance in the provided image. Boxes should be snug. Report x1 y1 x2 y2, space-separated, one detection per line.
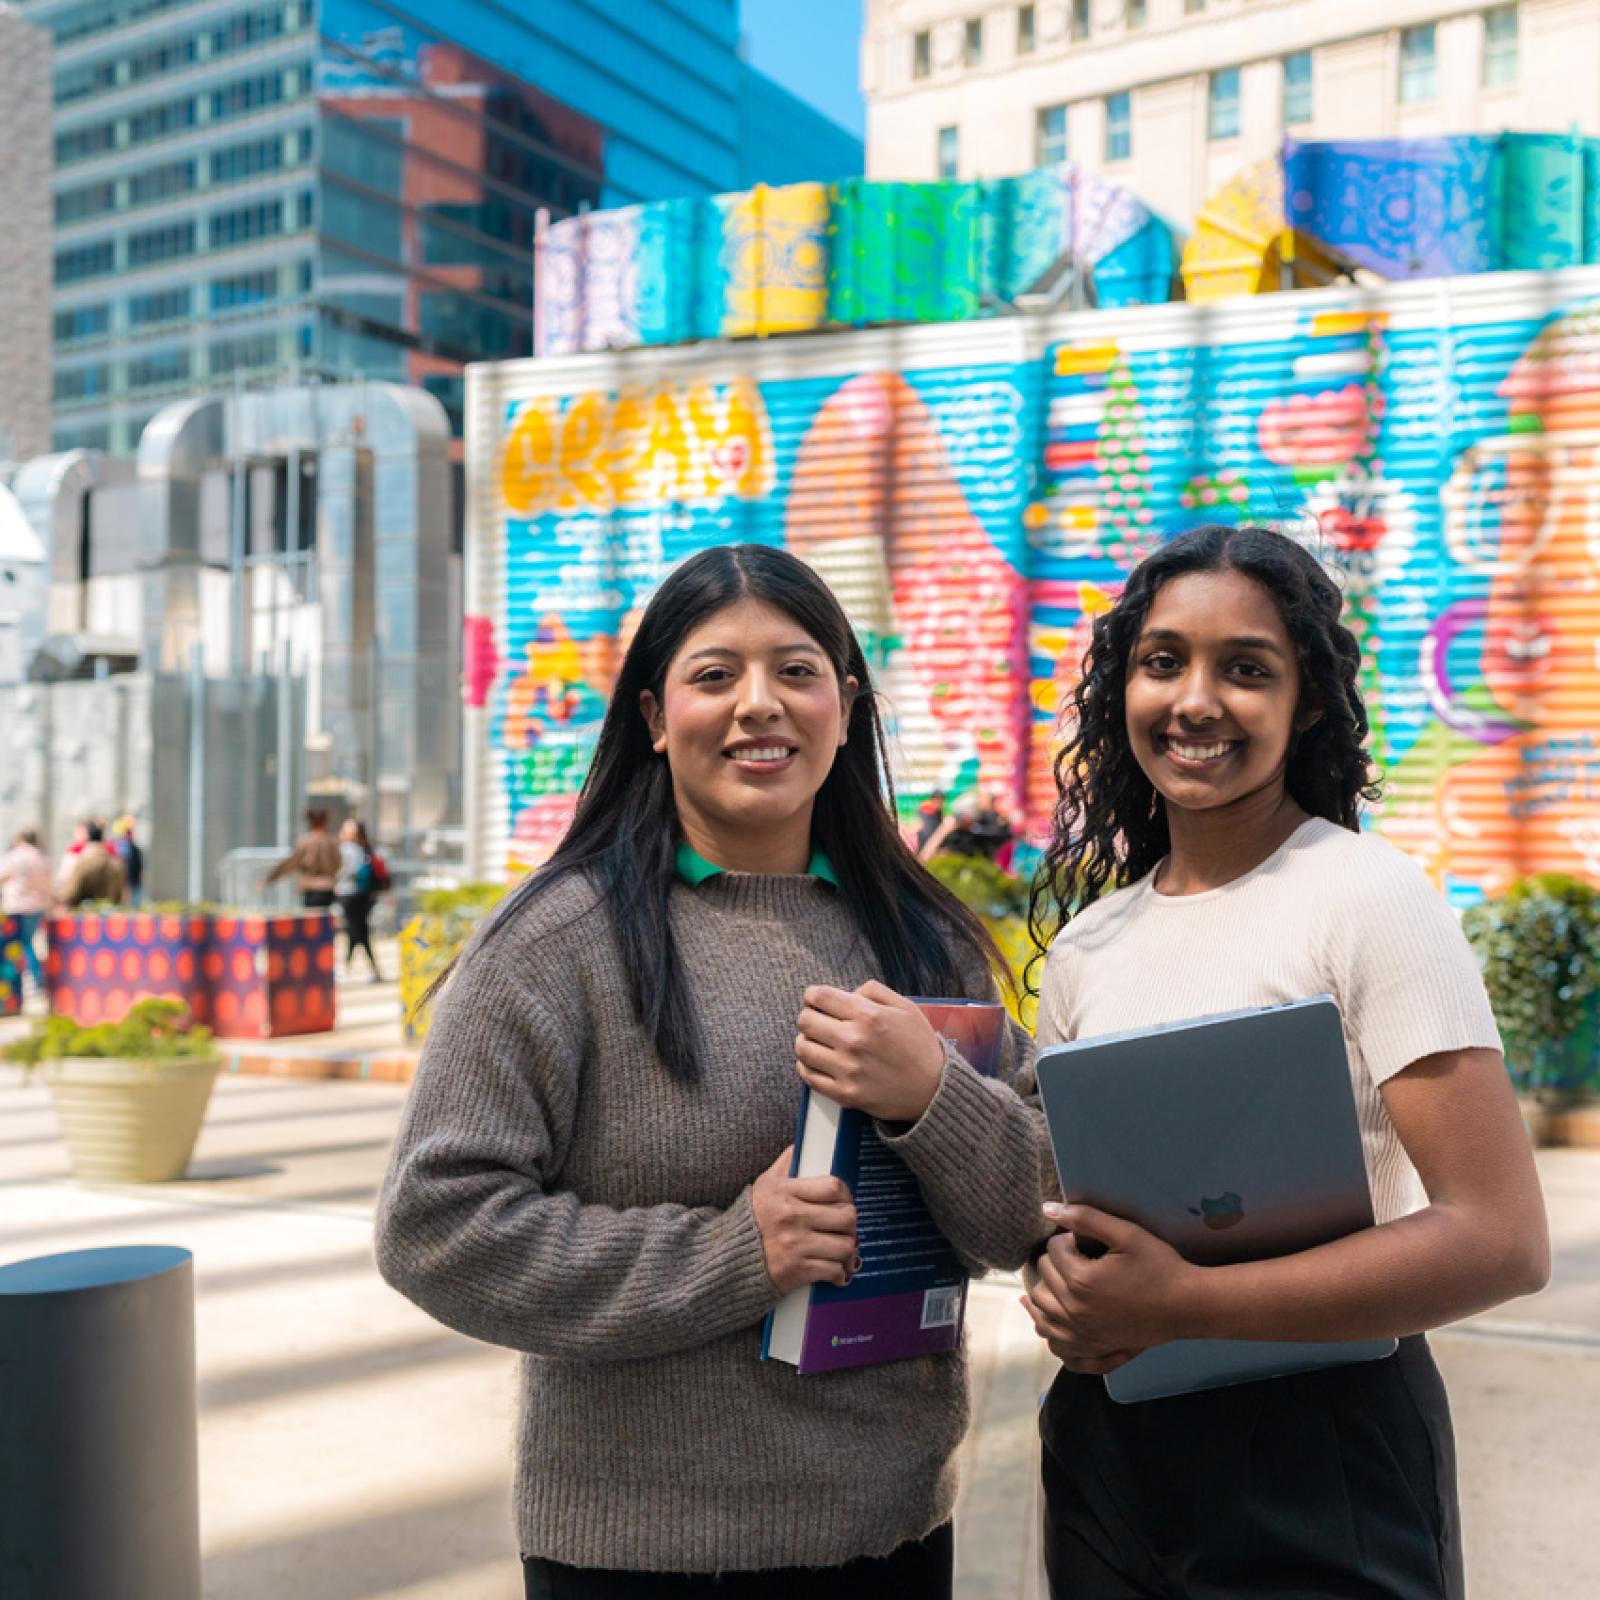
30 0 863 454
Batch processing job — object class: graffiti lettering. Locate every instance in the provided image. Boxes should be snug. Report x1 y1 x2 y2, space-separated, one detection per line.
500 380 775 517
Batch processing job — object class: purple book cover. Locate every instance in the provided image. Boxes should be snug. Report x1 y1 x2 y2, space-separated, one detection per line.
762 998 1007 1375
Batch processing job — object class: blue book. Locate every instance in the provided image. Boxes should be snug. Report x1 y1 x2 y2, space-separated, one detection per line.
760 998 1006 1374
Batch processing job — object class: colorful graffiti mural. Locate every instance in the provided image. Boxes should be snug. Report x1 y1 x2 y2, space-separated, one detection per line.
467 268 1600 902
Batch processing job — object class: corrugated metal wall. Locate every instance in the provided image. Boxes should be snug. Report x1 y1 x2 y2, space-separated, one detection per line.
468 267 1600 903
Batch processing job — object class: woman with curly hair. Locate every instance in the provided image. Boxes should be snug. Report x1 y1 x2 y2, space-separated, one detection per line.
1024 524 1548 1599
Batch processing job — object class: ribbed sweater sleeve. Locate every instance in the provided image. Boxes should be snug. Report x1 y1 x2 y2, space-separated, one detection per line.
374 947 780 1362
878 1014 1053 1271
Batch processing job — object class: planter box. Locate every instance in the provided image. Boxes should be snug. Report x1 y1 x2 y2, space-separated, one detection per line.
0 916 23 1016
205 913 336 1039
45 911 337 1037
41 1055 220 1183
46 912 211 1026
399 910 478 1045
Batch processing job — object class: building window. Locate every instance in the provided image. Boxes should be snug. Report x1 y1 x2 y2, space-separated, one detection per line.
938 124 959 180
127 348 191 391
964 17 983 67
56 122 117 166
1035 103 1067 167
53 304 111 345
55 57 118 106
1283 50 1313 125
912 30 931 79
55 240 117 283
1105 92 1131 162
210 331 279 376
127 97 197 146
1070 0 1090 40
129 159 197 207
127 220 196 266
211 199 285 248
211 136 288 185
129 286 191 325
1483 5 1519 87
212 268 280 312
211 70 288 122
127 36 197 83
1018 5 1036 53
1400 24 1437 103
56 181 117 225
1127 0 1146 28
54 364 110 403
1208 66 1241 141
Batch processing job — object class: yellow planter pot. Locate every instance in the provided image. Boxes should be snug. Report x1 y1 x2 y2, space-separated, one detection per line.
41 1056 221 1184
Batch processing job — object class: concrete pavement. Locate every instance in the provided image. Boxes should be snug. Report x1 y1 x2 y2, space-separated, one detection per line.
1 965 1597 1597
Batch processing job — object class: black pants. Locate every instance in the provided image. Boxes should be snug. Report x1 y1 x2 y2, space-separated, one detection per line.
337 892 380 974
303 888 335 909
523 1521 953 1599
1040 1336 1462 1600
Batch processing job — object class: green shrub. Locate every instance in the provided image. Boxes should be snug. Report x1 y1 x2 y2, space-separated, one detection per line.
1 998 214 1070
1463 874 1600 1099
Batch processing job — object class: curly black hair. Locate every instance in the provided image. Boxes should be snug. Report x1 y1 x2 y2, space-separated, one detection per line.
1028 524 1383 974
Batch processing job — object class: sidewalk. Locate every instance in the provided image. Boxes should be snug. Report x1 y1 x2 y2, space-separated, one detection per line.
2 963 1597 1597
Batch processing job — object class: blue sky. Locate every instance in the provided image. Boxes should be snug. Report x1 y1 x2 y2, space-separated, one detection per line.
741 0 866 138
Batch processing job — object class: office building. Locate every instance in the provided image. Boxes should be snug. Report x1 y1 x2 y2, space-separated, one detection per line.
864 1 1600 227
27 0 863 455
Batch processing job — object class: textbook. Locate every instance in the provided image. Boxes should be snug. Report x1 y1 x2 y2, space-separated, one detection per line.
761 997 1007 1375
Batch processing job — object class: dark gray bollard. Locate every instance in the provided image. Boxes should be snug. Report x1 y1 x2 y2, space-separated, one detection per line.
0 1245 200 1600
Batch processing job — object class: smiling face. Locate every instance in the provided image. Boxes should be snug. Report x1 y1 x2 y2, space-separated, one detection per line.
639 597 857 872
1124 569 1306 817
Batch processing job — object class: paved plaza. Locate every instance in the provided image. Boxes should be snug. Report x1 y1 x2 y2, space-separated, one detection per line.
2 962 1597 1598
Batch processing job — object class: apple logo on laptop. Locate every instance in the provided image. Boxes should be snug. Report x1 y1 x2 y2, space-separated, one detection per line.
1188 1191 1245 1230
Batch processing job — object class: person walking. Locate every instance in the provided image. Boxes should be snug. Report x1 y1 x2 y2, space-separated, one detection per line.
110 816 145 907
262 809 343 909
1024 524 1548 1600
376 544 1049 1599
0 828 54 991
335 818 384 982
57 821 126 908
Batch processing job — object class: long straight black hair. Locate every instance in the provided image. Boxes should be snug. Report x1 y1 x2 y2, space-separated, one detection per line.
448 543 1004 1081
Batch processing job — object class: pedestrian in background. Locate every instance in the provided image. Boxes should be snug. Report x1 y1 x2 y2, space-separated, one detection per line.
58 820 126 908
0 828 54 991
336 817 385 983
111 816 144 907
377 544 1048 1600
262 809 342 909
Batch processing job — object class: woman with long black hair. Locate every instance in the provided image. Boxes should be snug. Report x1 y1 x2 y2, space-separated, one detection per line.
376 544 1049 1598
1024 524 1549 1598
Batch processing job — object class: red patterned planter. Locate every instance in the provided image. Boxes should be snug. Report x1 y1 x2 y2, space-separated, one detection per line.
0 916 23 1016
45 912 211 1026
44 911 338 1037
205 913 336 1039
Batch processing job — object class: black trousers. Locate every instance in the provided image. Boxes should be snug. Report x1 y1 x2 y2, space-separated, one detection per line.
303 888 335 909
337 892 379 972
523 1521 953 1600
1040 1336 1463 1600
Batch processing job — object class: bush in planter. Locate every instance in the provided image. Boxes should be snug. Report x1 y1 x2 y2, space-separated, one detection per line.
400 882 512 1044
3 998 220 1183
1462 874 1600 1102
923 853 1040 1031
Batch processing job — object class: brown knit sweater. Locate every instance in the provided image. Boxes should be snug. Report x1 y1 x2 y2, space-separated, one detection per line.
374 869 1051 1573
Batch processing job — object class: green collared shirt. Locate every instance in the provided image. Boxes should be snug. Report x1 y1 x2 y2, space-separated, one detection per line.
674 841 838 888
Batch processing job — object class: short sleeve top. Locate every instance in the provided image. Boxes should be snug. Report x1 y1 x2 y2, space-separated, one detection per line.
1036 817 1503 1223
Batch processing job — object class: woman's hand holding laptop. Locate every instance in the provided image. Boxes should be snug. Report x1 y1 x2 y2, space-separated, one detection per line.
1021 1201 1195 1376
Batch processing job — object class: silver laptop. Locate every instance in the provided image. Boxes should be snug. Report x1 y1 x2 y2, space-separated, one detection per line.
1034 994 1397 1403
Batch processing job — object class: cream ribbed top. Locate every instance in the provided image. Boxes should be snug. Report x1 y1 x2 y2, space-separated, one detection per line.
1037 817 1503 1225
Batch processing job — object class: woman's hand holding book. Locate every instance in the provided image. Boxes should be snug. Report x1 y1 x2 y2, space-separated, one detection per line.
751 1146 861 1294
